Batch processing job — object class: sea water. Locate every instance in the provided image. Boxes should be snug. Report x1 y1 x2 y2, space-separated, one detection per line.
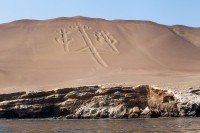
0 118 199 133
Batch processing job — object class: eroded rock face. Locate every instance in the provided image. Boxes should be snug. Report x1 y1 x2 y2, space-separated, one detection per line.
0 85 199 119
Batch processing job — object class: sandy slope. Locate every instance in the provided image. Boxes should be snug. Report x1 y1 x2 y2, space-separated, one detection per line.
0 16 200 93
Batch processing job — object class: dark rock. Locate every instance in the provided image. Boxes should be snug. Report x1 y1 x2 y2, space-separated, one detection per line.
0 92 26 102
66 114 74 119
151 109 161 118
0 85 198 119
189 89 200 95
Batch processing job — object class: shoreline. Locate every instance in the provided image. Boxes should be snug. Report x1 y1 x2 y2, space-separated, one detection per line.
0 84 199 119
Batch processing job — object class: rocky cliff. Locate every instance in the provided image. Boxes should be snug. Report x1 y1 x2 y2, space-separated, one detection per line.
0 85 199 119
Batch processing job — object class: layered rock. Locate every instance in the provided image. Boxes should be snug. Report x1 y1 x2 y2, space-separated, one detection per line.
0 85 199 119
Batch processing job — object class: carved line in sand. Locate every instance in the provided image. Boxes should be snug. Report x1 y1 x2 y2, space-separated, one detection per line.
69 23 108 68
55 28 73 52
94 31 119 54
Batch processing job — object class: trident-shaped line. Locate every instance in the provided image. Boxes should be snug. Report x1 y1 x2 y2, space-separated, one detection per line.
70 23 108 68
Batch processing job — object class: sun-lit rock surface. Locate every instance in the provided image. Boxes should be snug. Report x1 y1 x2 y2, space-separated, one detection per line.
0 85 199 119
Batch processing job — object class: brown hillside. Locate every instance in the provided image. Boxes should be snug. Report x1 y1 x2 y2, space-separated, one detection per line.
0 17 200 93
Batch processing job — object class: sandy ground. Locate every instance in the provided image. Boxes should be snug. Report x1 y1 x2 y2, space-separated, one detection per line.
0 16 200 93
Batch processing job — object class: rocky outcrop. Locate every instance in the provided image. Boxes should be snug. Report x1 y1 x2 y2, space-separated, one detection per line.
0 85 199 119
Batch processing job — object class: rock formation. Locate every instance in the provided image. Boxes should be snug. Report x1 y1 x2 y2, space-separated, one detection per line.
0 85 199 119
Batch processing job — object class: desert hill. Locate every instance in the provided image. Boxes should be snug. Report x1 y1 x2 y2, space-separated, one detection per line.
0 16 200 93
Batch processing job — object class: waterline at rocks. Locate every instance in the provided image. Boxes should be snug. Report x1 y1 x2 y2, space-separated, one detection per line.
0 85 199 119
